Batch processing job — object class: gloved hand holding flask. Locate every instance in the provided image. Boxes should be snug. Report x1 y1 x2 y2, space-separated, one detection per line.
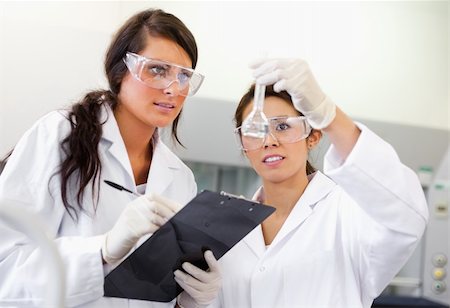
250 58 336 129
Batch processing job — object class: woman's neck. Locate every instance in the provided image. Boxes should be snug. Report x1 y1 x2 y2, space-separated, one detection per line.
113 106 155 185
262 173 309 217
260 174 310 245
114 106 155 156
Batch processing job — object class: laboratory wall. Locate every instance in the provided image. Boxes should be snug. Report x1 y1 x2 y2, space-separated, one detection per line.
0 1 448 155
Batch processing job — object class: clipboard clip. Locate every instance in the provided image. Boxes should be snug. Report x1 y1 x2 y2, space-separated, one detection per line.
220 191 257 203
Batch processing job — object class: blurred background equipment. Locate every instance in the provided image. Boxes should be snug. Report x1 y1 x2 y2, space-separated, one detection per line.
422 147 449 306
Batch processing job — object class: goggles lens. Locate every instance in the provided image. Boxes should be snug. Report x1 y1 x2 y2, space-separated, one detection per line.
123 52 204 97
235 116 311 151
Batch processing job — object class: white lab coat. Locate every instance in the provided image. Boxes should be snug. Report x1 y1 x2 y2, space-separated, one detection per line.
0 104 197 307
209 124 428 308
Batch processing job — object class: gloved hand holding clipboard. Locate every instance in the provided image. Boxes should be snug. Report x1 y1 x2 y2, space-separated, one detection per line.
104 190 275 302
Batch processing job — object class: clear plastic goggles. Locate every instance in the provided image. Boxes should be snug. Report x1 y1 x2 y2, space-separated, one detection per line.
123 52 205 97
235 116 312 151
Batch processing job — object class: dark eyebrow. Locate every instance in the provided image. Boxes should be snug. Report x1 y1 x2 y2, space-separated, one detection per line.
268 115 289 120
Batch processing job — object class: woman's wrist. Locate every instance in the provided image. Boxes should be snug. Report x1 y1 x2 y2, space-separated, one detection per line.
175 300 183 308
175 294 185 308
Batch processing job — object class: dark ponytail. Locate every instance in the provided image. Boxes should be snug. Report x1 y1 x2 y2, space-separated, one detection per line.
58 9 198 219
58 90 115 219
0 150 12 176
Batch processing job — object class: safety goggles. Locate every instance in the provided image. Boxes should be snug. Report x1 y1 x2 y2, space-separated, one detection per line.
123 52 205 97
235 116 312 151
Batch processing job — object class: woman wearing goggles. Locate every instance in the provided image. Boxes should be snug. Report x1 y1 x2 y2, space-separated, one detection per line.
208 59 428 308
0 8 219 308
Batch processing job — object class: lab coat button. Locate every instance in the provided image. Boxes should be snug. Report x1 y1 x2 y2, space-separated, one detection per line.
259 266 265 272
432 268 446 280
432 281 446 294
432 254 447 267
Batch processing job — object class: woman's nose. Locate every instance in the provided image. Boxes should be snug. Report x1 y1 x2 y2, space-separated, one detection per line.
162 79 182 97
263 132 279 148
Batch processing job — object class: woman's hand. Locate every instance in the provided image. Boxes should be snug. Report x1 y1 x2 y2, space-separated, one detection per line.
102 193 181 264
175 250 222 308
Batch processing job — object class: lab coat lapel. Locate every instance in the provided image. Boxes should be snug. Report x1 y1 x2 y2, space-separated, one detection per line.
243 187 271 258
268 172 337 250
243 225 266 258
100 105 135 185
145 140 176 195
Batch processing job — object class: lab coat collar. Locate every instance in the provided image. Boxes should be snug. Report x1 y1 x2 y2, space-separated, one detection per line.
100 104 134 184
99 103 180 193
250 171 335 207
100 103 120 144
244 171 336 258
144 141 179 195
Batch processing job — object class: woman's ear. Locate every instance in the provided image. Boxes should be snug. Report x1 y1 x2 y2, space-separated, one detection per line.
307 130 322 149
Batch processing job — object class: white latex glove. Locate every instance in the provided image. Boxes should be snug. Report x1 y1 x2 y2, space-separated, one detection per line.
175 250 222 308
102 193 181 264
250 58 336 129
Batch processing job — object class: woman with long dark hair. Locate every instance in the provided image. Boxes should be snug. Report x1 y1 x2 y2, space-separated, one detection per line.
0 8 220 308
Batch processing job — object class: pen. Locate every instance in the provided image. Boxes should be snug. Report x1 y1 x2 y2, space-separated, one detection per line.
104 180 142 197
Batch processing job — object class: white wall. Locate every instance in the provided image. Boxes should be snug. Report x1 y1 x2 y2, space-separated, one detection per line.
0 1 448 154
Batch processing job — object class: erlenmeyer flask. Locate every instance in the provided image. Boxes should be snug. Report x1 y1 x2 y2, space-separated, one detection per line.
241 83 269 138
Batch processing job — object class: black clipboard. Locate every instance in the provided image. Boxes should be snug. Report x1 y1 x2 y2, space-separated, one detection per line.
104 190 275 302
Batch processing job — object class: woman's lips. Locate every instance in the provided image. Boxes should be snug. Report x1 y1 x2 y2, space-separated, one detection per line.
262 154 285 166
154 102 175 113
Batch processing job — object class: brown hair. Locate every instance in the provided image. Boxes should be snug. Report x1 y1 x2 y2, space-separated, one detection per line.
234 84 316 175
58 9 199 219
